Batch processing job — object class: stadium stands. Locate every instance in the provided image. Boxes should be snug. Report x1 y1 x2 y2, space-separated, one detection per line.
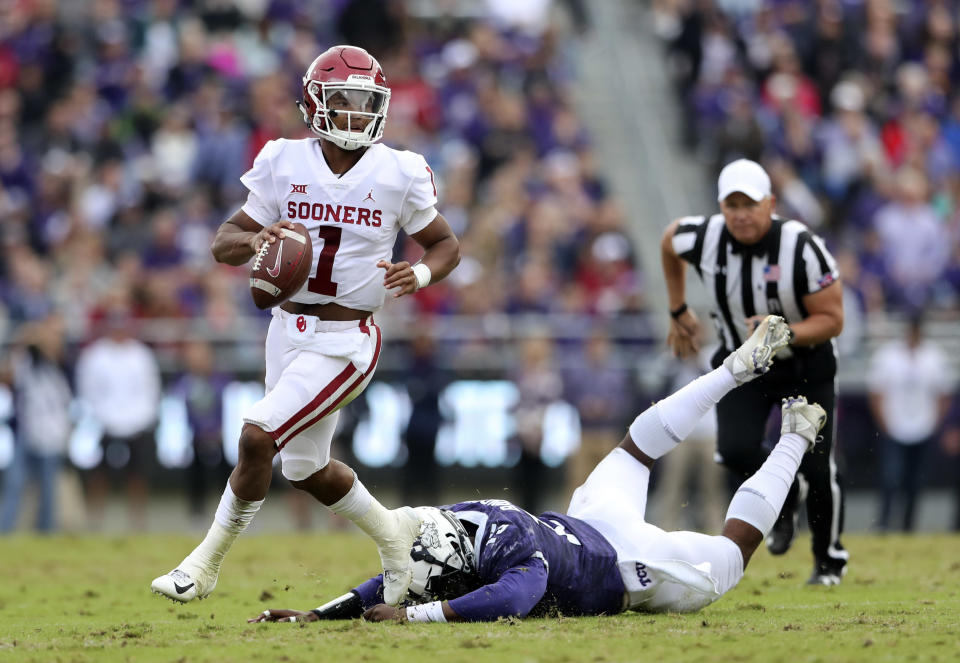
0 0 645 375
653 0 960 317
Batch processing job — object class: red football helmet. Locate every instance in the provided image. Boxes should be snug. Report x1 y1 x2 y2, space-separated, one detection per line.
299 45 390 151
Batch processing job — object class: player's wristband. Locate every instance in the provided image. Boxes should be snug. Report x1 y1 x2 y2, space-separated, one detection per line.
669 303 688 319
405 601 447 623
412 263 432 290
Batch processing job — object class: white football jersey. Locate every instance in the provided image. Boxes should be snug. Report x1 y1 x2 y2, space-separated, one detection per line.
240 139 439 312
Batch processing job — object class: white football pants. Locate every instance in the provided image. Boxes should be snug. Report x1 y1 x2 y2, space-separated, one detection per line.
243 308 381 481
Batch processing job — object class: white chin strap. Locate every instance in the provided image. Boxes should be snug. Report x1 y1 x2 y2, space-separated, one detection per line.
311 116 374 151
325 131 364 151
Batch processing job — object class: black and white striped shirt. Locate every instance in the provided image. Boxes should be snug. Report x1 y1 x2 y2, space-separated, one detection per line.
672 213 839 353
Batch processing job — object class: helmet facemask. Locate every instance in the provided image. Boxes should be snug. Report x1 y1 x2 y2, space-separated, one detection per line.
301 77 390 151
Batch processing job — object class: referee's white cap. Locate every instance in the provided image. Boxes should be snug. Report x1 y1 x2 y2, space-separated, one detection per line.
717 159 772 202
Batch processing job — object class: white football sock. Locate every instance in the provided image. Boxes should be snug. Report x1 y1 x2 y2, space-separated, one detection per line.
724 433 807 536
629 366 736 459
330 477 419 605
328 475 396 545
183 483 263 572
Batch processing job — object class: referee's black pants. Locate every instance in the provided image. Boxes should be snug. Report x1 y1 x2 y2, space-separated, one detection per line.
712 347 847 571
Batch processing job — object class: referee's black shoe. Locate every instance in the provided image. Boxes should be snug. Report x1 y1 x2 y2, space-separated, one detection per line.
765 477 804 555
807 559 846 586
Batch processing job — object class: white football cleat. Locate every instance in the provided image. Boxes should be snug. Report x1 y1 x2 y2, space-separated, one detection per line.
723 315 792 385
379 506 422 605
780 395 827 451
151 566 218 603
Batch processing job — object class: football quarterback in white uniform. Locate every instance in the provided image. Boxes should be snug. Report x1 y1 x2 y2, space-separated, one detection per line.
152 45 460 607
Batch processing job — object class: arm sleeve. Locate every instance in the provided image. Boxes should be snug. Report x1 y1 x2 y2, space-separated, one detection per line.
399 153 439 234
670 215 709 268
240 140 281 227
931 348 955 394
352 574 385 609
866 350 888 393
446 556 548 622
143 346 162 415
311 591 365 620
800 232 840 295
75 351 93 403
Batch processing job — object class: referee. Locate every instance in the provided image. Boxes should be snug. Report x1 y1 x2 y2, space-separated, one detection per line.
660 159 848 586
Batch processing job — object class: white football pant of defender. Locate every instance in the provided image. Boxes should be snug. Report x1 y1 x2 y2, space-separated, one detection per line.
616 315 827 606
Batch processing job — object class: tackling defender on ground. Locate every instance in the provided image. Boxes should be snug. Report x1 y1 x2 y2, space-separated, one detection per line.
250 316 828 623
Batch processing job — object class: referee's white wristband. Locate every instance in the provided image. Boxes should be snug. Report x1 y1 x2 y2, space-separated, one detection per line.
412 263 432 290
405 601 446 623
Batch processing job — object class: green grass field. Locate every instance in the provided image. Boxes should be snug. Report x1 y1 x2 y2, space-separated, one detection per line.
0 532 957 662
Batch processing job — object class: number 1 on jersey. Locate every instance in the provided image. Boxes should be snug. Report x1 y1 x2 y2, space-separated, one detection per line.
307 226 341 296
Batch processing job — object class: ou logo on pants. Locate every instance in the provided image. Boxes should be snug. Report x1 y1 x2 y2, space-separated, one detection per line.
296 315 307 333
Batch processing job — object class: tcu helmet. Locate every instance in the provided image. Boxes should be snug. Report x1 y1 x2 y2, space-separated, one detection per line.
406 507 478 603
298 45 390 151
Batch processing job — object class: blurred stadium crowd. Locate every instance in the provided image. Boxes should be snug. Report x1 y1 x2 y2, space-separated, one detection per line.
0 0 640 347
655 0 960 315
0 0 958 533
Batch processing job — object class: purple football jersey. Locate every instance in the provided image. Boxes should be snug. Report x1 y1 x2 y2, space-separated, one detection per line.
445 500 624 620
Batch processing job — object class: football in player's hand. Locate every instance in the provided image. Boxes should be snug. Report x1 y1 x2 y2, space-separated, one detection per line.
249 223 313 309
